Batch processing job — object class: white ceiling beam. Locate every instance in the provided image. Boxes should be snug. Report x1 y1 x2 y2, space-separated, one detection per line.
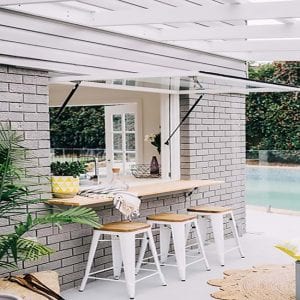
172 39 300 53
147 23 300 41
0 0 69 5
78 0 143 10
4 1 300 26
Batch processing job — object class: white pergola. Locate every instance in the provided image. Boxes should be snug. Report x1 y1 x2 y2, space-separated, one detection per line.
1 0 300 61
0 0 300 93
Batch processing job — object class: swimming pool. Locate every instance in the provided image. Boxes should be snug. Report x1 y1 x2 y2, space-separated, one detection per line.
246 166 300 211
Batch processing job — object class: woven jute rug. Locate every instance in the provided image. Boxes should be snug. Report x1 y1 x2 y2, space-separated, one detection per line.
207 265 295 300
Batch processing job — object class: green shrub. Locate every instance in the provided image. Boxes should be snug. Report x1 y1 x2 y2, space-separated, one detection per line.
247 62 300 151
50 161 86 177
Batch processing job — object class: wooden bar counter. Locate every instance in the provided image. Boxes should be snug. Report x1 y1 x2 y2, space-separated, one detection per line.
48 179 223 207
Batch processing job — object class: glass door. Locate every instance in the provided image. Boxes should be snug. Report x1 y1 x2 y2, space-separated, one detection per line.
105 104 138 175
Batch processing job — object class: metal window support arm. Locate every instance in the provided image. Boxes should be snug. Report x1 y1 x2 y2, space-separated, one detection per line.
54 81 81 121
164 93 204 146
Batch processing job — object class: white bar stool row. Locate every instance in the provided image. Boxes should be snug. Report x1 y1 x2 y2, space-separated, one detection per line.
80 207 244 299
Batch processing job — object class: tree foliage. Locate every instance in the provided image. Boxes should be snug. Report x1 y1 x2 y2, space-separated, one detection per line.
247 62 300 150
50 106 105 149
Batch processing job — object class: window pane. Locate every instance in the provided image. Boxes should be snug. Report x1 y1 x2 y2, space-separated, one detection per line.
125 113 135 131
113 114 122 131
126 153 136 162
126 133 135 151
113 133 122 150
114 152 122 162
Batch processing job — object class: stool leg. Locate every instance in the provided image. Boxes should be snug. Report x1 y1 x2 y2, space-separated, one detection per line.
197 216 208 246
193 220 210 271
112 235 122 279
136 233 148 275
229 212 245 258
119 233 136 299
160 225 171 264
147 229 167 286
79 230 101 291
185 222 192 245
171 223 186 281
210 214 225 266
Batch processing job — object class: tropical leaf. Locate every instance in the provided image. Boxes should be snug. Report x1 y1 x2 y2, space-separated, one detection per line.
0 235 53 265
34 207 100 228
0 122 101 271
17 238 54 261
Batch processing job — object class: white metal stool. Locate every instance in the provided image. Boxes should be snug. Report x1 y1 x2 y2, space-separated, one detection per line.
136 213 210 281
80 221 166 299
187 206 245 266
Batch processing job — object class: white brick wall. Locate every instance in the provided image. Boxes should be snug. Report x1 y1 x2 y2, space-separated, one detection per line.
0 64 246 291
180 79 246 236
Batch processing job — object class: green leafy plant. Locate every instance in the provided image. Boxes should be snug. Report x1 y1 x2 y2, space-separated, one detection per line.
247 62 300 152
0 122 100 270
50 161 86 177
50 106 105 149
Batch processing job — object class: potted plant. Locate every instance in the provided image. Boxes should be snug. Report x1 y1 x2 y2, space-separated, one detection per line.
50 161 86 198
0 123 100 299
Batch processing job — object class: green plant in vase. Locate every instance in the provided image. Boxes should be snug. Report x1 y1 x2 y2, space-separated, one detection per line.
50 161 86 198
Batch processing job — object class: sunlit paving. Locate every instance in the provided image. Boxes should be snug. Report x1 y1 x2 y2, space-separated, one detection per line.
0 1 299 300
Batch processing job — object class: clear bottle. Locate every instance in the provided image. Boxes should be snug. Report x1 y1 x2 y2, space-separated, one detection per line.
109 167 128 190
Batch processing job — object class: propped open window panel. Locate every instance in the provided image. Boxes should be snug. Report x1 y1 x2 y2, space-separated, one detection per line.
50 70 300 95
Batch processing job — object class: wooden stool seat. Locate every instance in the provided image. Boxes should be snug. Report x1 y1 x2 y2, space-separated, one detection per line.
99 221 150 232
147 213 196 223
187 205 232 214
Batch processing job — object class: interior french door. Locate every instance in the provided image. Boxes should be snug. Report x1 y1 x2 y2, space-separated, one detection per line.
105 104 138 175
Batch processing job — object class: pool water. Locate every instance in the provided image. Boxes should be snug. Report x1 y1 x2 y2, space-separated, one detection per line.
246 166 300 211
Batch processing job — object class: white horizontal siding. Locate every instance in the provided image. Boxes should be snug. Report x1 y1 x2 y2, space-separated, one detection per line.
0 9 246 77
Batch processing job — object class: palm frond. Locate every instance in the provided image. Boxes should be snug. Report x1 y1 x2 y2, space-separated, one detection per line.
0 122 101 271
0 122 26 210
17 238 54 261
34 207 100 228
0 261 17 270
0 235 53 269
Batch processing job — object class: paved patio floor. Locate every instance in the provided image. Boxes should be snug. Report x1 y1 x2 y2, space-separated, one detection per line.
62 208 299 300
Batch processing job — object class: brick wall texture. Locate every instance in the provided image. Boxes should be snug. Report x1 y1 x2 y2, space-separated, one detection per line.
0 65 246 291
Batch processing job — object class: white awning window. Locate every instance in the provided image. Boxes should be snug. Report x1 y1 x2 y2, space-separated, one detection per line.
50 71 300 95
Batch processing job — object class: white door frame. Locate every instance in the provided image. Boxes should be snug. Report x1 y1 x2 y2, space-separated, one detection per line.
160 78 181 180
105 103 143 175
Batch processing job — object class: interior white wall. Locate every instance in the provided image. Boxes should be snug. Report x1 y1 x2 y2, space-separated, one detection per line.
49 84 160 164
